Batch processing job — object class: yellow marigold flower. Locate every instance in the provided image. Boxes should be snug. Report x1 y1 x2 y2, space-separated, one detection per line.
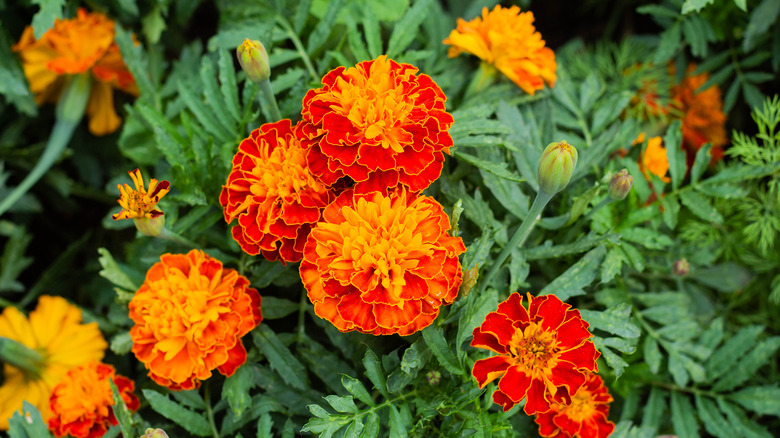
443 5 556 95
113 168 170 220
12 8 137 136
129 250 263 390
640 136 671 183
0 295 107 430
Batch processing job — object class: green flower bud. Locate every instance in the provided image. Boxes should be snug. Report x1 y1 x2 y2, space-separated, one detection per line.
237 39 271 83
425 370 441 385
608 169 633 200
673 258 690 277
537 141 578 195
140 428 169 438
133 216 165 237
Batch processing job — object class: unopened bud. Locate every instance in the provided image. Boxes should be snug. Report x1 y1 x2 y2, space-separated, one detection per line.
537 141 578 195
459 265 479 298
133 216 165 237
237 39 270 83
608 169 633 200
140 428 169 438
673 259 690 276
426 370 441 385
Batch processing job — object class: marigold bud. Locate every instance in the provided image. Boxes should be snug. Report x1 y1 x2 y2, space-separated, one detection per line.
426 370 442 385
537 140 578 195
133 216 165 237
459 264 479 298
140 429 169 438
237 39 270 83
673 258 690 276
608 169 633 200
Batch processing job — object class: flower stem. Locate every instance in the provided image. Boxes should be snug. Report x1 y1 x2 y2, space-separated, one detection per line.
0 337 44 378
478 190 554 294
463 62 498 101
296 287 308 346
276 15 318 81
157 227 199 247
583 197 613 222
258 78 282 122
203 382 221 438
0 74 91 217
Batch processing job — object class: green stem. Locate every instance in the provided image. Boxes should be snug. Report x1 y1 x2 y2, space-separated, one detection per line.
296 287 307 346
276 16 318 81
583 197 614 222
203 382 221 438
479 190 554 294
0 337 44 377
463 62 498 101
157 227 199 247
258 79 282 122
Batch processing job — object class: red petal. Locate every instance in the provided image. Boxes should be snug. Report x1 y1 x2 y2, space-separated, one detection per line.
470 326 509 354
496 292 530 324
373 301 422 331
480 312 517 345
556 317 593 349
492 390 518 412
337 293 378 333
217 341 248 377
536 295 568 332
471 355 511 388
549 361 587 396
558 341 599 371
497 365 532 402
523 378 551 415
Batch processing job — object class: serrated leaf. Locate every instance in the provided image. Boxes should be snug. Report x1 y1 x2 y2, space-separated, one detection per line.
223 365 253 416
644 336 663 374
388 405 409 438
717 399 773 438
261 296 299 320
729 385 780 416
8 402 51 438
690 144 712 184
115 27 156 103
109 379 135 437
422 325 465 375
306 0 345 55
621 228 674 249
695 183 749 198
661 195 681 230
712 337 780 391
671 391 698 438
641 387 666 432
386 0 433 57
362 349 389 398
524 233 620 261
664 121 686 190
600 246 624 283
654 22 682 64
742 81 766 109
682 0 714 13
706 325 763 381
143 390 211 436
540 245 607 301
31 0 64 39
591 92 633 135
690 262 751 292
341 375 374 406
669 352 690 387
360 412 380 438
324 395 358 414
598 344 630 378
110 331 133 355
723 77 741 113
580 304 641 338
97 248 138 291
579 73 603 113
679 190 723 223
696 395 737 438
252 325 307 390
453 151 524 182
743 0 780 51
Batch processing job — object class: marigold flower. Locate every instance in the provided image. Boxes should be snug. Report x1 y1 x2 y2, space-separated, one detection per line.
300 55 454 194
220 120 333 263
443 5 556 95
129 250 262 390
670 64 728 161
12 8 137 135
534 372 615 438
0 295 107 429
300 189 466 335
470 292 599 415
639 136 671 183
48 361 139 438
113 168 170 220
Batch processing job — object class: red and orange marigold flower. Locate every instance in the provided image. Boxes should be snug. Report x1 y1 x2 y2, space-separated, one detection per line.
129 250 262 390
13 8 137 136
48 361 139 438
300 188 466 335
443 5 556 95
220 120 334 263
471 292 599 415
535 372 615 438
300 55 454 194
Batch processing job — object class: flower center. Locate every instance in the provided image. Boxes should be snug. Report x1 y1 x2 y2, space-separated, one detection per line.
248 135 325 201
562 388 599 422
508 322 559 377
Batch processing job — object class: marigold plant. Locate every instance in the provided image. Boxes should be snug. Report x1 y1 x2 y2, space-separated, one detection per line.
534 372 615 438
300 188 466 335
220 119 334 263
0 295 107 429
300 55 454 194
48 361 139 438
443 5 556 95
671 63 728 161
12 8 137 135
471 292 599 414
129 249 262 390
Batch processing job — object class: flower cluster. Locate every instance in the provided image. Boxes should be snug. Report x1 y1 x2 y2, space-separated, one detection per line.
443 5 556 95
129 249 263 390
471 293 614 437
48 362 139 438
13 8 137 135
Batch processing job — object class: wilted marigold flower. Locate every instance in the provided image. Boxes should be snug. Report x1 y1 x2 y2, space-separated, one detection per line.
534 372 615 438
671 64 728 161
48 361 139 438
300 55 454 194
12 8 137 135
220 120 333 263
300 189 466 335
639 136 671 183
0 295 107 429
129 250 262 390
471 292 599 415
443 5 556 95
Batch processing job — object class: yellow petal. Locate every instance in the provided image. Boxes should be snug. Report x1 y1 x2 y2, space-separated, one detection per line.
85 80 121 136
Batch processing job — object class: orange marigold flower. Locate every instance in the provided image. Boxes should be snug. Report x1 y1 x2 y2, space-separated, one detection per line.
48 361 139 438
129 250 262 390
535 372 615 438
113 168 170 220
639 136 671 183
443 5 556 95
300 55 454 194
470 292 599 415
12 8 137 136
0 296 107 429
220 120 334 263
671 64 728 161
300 189 466 336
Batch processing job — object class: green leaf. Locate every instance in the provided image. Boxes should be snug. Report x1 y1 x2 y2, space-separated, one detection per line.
388 405 410 438
729 385 780 416
200 56 237 135
257 414 273 438
641 387 666 433
717 399 774 438
679 190 723 223
654 22 682 64
580 304 641 338
621 228 674 250
695 183 749 199
361 4 382 59
341 374 375 406
600 246 624 283
689 262 751 292
110 331 133 355
360 412 380 438
31 0 64 39
324 395 358 414
252 325 308 390
742 81 766 110
223 365 254 416
595 343 629 378
0 29 37 116
524 233 620 261
591 92 633 135
8 402 51 438
644 337 663 374
345 14 371 62
261 296 299 320
178 81 234 141
743 0 780 51
540 245 607 301
723 77 741 113
712 337 780 392
110 379 135 438
456 288 499 355
386 0 433 58
421 325 465 375
453 151 524 182
661 195 681 230
307 0 345 55
696 395 736 438
690 144 712 184
143 390 212 436
362 349 389 398
682 0 714 13
0 222 32 293
579 72 603 113
97 248 138 291
734 0 747 11
115 26 157 103
706 325 763 381
664 121 686 190
671 391 699 438
669 352 690 387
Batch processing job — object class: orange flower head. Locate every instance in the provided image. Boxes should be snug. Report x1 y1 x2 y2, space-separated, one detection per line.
300 55 454 194
671 63 728 161
0 295 107 429
220 120 334 263
470 293 600 415
48 361 139 438
12 8 137 135
113 168 170 220
300 188 466 335
534 372 615 438
443 5 556 95
129 250 262 390
640 136 670 183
